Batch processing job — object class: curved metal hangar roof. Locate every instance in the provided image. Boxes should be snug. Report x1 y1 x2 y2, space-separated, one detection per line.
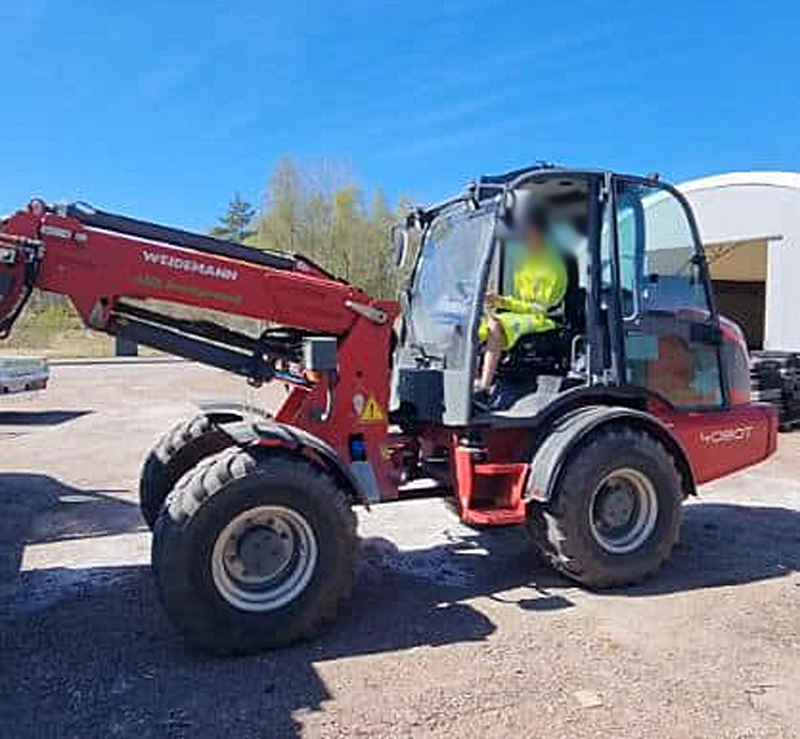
678 171 800 352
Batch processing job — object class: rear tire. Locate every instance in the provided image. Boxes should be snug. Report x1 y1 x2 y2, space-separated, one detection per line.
152 447 357 655
139 415 233 529
527 426 682 588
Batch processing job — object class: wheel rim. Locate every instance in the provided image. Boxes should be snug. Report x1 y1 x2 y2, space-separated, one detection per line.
211 505 318 612
588 468 658 554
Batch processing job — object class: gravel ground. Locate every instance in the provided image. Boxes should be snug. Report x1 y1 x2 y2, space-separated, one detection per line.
1 362 799 738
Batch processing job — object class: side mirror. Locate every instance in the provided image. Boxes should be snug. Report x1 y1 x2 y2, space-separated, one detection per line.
391 225 409 268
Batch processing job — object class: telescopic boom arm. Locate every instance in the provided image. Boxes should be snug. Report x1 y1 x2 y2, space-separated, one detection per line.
0 199 391 385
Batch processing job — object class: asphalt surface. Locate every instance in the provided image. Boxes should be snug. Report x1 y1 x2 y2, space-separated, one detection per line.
1 363 800 738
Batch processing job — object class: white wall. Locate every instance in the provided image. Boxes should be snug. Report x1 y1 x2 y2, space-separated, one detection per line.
678 175 800 352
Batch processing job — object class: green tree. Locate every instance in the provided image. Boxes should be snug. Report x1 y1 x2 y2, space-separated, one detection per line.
258 158 304 252
251 157 401 298
210 193 256 243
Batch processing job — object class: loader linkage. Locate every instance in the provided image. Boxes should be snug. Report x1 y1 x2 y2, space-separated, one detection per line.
0 164 778 654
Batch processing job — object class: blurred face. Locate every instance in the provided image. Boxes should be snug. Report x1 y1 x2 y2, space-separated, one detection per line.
524 224 545 253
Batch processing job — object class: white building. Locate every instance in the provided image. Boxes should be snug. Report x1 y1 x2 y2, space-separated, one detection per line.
678 172 800 352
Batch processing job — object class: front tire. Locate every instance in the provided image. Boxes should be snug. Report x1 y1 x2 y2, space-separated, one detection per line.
139 415 234 529
152 447 357 655
528 426 683 588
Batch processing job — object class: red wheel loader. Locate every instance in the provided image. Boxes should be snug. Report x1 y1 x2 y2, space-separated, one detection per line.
0 166 777 654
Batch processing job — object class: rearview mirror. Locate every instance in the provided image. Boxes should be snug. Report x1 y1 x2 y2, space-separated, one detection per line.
391 225 409 268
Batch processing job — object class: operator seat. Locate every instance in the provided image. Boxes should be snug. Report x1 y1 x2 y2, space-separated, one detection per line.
496 253 584 381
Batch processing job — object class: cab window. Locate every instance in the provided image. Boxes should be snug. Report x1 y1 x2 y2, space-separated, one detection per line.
613 180 724 408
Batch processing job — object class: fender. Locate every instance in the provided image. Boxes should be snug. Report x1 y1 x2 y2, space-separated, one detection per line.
217 418 369 506
525 405 695 503
193 400 272 424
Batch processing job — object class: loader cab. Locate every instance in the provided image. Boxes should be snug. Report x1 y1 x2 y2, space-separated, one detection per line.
391 167 726 427
489 176 592 407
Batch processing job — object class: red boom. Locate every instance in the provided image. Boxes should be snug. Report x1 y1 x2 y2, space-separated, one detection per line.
0 200 399 496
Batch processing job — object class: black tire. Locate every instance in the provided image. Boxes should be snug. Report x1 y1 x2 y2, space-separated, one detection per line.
152 447 357 655
527 426 682 588
139 415 233 529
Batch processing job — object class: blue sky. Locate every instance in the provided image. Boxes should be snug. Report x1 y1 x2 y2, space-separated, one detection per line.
1 1 798 231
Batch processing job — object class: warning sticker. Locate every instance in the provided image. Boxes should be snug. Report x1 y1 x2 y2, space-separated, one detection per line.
359 395 386 423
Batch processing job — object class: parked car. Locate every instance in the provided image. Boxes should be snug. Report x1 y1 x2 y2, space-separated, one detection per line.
0 356 49 395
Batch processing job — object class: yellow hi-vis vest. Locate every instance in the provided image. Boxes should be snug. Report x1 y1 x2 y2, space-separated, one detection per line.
480 244 568 350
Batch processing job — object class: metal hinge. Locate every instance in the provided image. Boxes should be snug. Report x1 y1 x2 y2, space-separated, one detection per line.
599 177 611 203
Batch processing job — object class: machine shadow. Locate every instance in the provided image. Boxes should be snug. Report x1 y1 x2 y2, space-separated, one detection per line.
1 539 509 738
622 501 800 596
0 474 512 738
358 499 800 602
0 409 91 426
0 472 145 583
3 472 800 737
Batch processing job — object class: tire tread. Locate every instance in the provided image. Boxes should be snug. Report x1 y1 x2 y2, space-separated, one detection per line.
153 446 356 654
139 415 232 528
528 425 682 589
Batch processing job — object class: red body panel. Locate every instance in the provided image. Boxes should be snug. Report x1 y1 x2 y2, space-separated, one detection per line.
454 444 527 525
3 209 362 333
654 402 778 485
274 312 398 498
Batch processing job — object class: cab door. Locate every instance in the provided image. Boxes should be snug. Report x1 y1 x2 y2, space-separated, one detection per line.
394 203 497 426
611 177 725 409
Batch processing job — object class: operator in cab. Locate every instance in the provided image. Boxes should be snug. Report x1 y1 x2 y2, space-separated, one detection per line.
476 205 568 397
